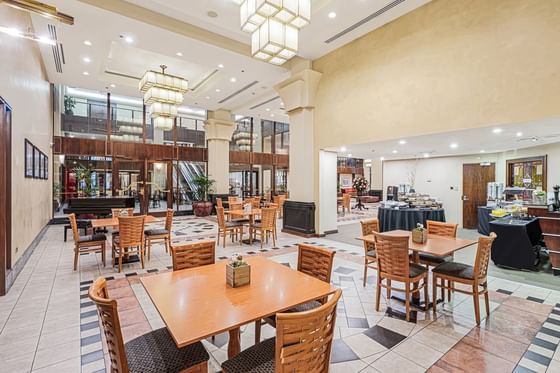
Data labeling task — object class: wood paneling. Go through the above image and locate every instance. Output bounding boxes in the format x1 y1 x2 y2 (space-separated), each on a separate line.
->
337 167 364 175
463 163 495 229
177 146 206 162
528 207 560 271
230 151 251 164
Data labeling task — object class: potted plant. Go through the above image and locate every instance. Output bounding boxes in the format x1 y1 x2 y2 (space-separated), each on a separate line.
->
192 174 215 217
53 182 62 212
73 165 94 197
412 223 428 244
64 96 76 115
226 254 250 288
353 176 369 196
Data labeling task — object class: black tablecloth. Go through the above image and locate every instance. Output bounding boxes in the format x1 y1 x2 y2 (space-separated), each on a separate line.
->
378 207 446 232
478 206 498 235
489 217 542 271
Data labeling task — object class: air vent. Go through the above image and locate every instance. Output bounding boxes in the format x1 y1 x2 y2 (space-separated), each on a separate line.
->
190 69 219 92
104 70 140 80
324 0 406 44
249 96 280 110
218 81 259 104
48 24 63 73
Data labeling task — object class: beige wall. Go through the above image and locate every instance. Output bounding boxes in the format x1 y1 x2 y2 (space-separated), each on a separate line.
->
312 0 560 150
383 142 560 226
0 7 53 263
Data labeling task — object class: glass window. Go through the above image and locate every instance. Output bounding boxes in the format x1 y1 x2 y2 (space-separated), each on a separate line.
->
231 119 253 152
275 122 289 154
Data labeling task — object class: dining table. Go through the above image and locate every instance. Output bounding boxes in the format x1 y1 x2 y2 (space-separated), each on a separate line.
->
358 230 477 308
90 214 159 228
225 209 262 244
141 256 338 358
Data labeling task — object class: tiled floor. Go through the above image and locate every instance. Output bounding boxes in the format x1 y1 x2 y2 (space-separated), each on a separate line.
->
2 216 560 372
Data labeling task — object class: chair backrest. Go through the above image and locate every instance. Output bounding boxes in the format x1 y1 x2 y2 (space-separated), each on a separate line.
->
260 207 276 230
228 196 238 206
275 289 342 373
216 198 223 208
68 213 80 242
264 192 271 203
112 208 134 218
164 208 174 231
117 216 145 248
297 244 335 283
360 219 379 251
373 232 410 278
252 196 261 209
343 193 351 208
229 202 244 211
89 277 129 373
473 232 497 281
427 220 458 238
171 240 216 271
216 206 226 228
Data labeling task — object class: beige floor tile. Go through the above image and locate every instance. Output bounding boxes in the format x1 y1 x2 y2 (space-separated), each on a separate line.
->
370 351 425 373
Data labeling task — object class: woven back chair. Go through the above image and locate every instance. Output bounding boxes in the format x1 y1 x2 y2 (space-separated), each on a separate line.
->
216 206 227 229
432 233 496 324
216 207 243 248
164 208 174 232
216 198 223 208
343 194 351 212
113 216 145 272
69 213 106 270
273 195 286 218
250 207 276 249
89 277 129 373
144 209 173 260
373 232 428 321
171 240 216 271
229 202 244 211
112 208 134 218
228 196 239 205
360 219 379 286
264 192 271 203
274 289 342 373
252 196 261 209
427 220 458 238
297 244 335 284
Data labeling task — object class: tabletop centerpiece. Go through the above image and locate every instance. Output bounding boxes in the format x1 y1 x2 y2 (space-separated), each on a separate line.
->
226 254 251 288
412 223 428 244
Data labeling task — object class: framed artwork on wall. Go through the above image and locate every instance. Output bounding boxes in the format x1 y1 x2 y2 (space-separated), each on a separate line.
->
25 139 34 178
44 154 48 180
33 147 41 179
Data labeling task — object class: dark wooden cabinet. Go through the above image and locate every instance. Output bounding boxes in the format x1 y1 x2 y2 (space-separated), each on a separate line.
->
528 206 560 275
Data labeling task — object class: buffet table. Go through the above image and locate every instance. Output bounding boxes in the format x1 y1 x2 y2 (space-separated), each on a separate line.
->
489 217 542 271
378 207 446 232
477 206 500 235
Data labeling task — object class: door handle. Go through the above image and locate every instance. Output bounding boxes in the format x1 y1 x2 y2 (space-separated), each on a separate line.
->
462 196 469 201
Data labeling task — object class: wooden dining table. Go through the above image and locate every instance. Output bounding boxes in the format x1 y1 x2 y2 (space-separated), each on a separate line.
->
358 230 477 307
90 215 159 228
225 209 262 244
141 256 338 358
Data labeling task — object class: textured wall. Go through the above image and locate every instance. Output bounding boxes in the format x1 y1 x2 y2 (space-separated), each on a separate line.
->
313 0 560 150
0 7 53 263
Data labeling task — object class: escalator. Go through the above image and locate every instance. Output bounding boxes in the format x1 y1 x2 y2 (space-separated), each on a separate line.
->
173 161 205 203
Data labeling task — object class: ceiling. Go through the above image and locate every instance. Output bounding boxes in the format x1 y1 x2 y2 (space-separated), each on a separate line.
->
330 118 560 161
26 0 430 122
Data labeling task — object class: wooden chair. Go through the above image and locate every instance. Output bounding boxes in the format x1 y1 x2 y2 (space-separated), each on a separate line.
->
171 239 216 271
69 213 106 271
373 232 429 322
252 196 261 209
255 244 336 343
343 193 351 213
112 216 145 273
264 191 271 203
273 195 286 218
110 208 134 238
223 288 342 373
88 277 209 373
249 207 276 248
432 233 497 325
216 197 223 208
216 207 244 248
419 220 459 301
144 208 173 260
360 219 379 287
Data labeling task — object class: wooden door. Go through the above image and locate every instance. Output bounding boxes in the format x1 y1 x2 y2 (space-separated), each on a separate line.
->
463 163 495 229
0 97 12 295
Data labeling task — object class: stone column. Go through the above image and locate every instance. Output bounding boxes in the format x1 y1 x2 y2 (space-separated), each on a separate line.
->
204 110 235 194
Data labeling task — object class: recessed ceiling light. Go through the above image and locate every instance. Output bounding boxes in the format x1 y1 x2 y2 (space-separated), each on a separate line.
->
176 52 183 57
492 128 503 134
124 36 134 43
347 154 352 157
265 108 271 112
340 146 347 152
83 71 89 76
516 132 523 137
328 11 337 18
218 64 224 68
270 114 275 117
215 89 221 92
380 157 385 161
230 77 237 83
398 139 407 145
480 150 486 153
110 83 116 88
83 40 92 46
83 57 91 63
423 153 430 158
392 150 398 154
450 143 458 149
205 96 210 99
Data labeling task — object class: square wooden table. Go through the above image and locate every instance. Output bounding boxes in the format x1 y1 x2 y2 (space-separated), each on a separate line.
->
225 209 262 244
141 256 338 358
91 215 159 228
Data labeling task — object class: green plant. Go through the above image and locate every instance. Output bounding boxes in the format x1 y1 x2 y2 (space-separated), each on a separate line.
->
277 184 287 193
192 174 215 202
64 96 76 115
229 254 248 268
53 182 62 199
73 165 93 196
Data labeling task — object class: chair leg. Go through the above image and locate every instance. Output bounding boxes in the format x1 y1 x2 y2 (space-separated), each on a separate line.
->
375 275 381 312
432 275 438 314
147 238 151 260
405 283 411 322
140 246 145 269
424 277 429 309
73 246 79 271
255 319 262 344
363 259 368 287
260 230 264 249
271 229 276 247
217 230 220 245
223 230 227 248
440 278 445 302
101 243 106 267
473 284 481 325
239 226 243 245
386 279 391 301
483 283 490 317
118 252 123 273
